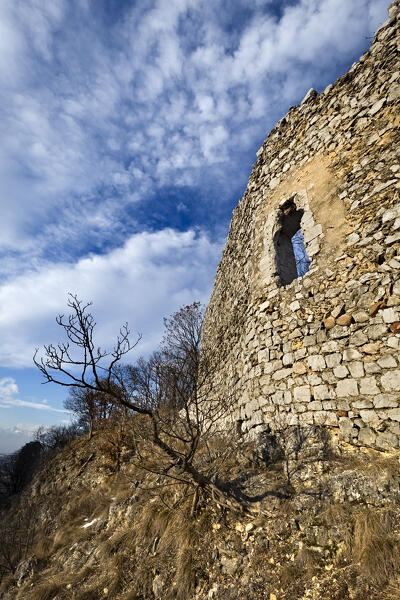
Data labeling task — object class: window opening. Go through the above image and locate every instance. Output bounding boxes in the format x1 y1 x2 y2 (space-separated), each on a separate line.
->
273 198 311 286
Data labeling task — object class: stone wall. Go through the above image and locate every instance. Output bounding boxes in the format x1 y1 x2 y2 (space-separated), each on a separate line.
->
202 0 400 450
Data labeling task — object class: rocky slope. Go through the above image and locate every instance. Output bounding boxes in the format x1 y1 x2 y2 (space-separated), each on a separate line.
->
2 426 400 599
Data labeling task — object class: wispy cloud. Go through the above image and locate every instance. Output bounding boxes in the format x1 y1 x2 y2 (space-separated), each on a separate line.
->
0 0 388 270
0 377 67 412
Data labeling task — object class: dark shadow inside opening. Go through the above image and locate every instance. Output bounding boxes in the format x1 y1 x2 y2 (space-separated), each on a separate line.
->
273 199 311 286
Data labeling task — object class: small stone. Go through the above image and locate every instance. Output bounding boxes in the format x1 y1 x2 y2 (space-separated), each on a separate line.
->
293 362 307 374
289 300 300 312
382 205 400 223
381 371 400 392
361 342 382 355
333 365 349 378
389 321 400 333
336 314 353 326
382 308 399 323
369 98 386 115
324 316 335 330
370 301 386 316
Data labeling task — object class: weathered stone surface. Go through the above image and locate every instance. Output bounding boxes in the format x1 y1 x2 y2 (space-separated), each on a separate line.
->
336 379 358 397
333 365 349 379
382 308 399 323
373 394 398 409
348 361 365 378
378 355 397 368
314 385 331 400
381 371 400 392
358 427 376 446
359 377 380 395
201 12 400 453
294 386 311 403
307 355 326 372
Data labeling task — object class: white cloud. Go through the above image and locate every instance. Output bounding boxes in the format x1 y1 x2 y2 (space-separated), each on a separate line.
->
0 0 389 264
0 228 222 367
0 377 66 412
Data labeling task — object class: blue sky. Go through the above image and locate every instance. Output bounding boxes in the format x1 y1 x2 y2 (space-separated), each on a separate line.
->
0 0 389 452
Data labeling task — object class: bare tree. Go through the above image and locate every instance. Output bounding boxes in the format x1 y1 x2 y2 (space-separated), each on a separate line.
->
34 295 243 510
64 384 120 439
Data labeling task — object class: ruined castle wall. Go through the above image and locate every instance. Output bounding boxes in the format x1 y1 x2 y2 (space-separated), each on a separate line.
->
202 1 400 450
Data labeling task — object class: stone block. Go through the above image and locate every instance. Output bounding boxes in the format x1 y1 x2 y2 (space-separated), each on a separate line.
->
364 362 381 374
304 223 322 243
348 361 365 378
307 373 321 385
382 308 399 323
373 394 398 408
272 368 292 381
294 386 311 402
309 401 323 411
358 427 377 446
343 348 362 361
314 385 331 400
333 365 349 378
293 362 307 374
350 331 369 346
322 341 340 353
361 342 382 355
326 353 342 367
375 432 399 450
381 371 400 392
330 326 350 339
336 379 358 397
359 377 380 395
367 324 388 340
352 398 374 409
359 409 379 424
282 352 294 366
307 355 326 372
388 408 400 421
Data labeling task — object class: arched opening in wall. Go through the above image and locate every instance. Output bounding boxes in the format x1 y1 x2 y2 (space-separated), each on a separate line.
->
273 198 311 286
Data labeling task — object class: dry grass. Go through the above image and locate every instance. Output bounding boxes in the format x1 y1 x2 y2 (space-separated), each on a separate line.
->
351 508 400 586
16 576 63 600
33 536 53 560
0 573 14 592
